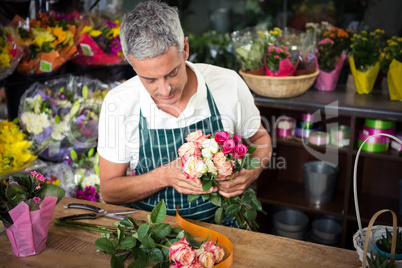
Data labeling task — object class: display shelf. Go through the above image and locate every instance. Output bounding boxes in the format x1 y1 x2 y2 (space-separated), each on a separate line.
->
253 80 402 249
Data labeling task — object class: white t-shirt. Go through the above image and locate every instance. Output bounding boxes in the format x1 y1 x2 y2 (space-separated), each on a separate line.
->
97 61 261 169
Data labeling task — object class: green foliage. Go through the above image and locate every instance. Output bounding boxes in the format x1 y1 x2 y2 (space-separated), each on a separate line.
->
380 36 402 73
376 228 402 255
367 251 395 268
92 200 185 268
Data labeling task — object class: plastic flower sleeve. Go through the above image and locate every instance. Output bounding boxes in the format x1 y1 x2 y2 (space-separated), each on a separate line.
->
231 27 265 72
0 25 23 80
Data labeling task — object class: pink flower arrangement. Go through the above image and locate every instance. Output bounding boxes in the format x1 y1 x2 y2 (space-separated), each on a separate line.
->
178 130 264 231
169 237 225 268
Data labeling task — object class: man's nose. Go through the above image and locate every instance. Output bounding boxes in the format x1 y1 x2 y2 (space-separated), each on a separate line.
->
158 80 171 96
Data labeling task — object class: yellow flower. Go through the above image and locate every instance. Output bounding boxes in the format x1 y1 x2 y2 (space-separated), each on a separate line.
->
0 52 11 67
111 27 120 38
82 25 93 33
32 27 55 47
52 27 67 46
89 30 102 38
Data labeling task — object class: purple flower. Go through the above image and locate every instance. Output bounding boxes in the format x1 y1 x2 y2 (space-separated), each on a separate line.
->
76 114 86 124
104 19 117 28
109 36 122 55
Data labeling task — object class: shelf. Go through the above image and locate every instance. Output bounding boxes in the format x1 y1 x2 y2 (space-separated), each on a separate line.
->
347 192 402 226
275 136 349 154
352 148 402 162
257 179 345 217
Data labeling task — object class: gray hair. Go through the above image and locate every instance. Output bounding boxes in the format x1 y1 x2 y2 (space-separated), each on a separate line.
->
120 1 185 61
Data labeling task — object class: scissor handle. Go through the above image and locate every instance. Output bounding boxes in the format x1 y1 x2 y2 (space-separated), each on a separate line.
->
56 213 98 221
67 203 102 212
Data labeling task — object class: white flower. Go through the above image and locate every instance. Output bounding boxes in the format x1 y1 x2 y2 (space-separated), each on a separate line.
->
81 173 100 187
26 95 43 114
21 112 50 136
51 118 69 140
201 139 219 159
196 160 208 176
205 158 218 175
55 100 72 108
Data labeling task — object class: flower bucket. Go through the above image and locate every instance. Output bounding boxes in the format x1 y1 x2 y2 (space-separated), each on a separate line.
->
387 59 402 101
349 56 380 94
315 54 346 91
3 196 57 257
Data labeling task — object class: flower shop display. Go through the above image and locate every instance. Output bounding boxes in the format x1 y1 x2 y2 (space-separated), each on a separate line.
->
0 120 37 178
0 26 23 80
63 148 101 202
18 75 110 162
56 199 232 267
349 29 385 94
72 14 125 66
178 130 263 231
0 171 66 256
14 13 79 74
380 36 402 101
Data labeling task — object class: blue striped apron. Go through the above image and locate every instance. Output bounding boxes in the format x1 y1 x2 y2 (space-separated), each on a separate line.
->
129 86 239 227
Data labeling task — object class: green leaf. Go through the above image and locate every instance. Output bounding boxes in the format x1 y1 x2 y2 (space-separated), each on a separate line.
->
39 183 66 203
141 236 155 249
187 194 199 203
82 85 88 99
70 149 78 163
150 248 164 264
54 115 60 124
151 200 166 225
88 147 94 158
241 156 260 170
128 255 150 268
119 236 137 250
95 237 115 254
202 180 213 192
215 207 223 225
153 223 171 238
69 100 81 117
131 247 147 260
210 195 222 207
110 254 124 268
245 208 257 222
247 145 257 154
225 204 241 216
201 194 210 200
117 225 124 242
251 193 262 211
241 192 252 205
94 164 100 178
137 223 150 240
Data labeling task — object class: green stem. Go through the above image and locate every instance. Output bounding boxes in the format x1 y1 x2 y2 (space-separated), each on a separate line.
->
155 243 171 250
55 221 115 234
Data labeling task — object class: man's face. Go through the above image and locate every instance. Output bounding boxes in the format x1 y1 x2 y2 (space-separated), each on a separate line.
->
129 41 189 108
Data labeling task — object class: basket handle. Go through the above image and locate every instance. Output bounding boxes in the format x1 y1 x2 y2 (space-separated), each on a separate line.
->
361 209 398 267
353 133 402 234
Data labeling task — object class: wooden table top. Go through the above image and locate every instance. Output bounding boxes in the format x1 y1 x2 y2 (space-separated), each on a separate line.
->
0 197 362 268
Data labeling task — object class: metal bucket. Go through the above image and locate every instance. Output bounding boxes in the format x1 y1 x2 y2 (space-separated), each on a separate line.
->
303 161 339 205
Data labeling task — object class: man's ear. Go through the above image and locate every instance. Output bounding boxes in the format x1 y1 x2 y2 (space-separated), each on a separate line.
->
183 36 189 61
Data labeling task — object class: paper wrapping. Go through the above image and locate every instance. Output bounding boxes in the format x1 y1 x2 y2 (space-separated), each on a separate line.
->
264 58 299 77
314 54 346 91
387 59 402 101
176 206 233 268
349 56 380 95
4 196 57 257
72 33 123 66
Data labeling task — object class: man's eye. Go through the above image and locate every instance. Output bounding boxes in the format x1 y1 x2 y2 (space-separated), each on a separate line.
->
169 68 179 77
145 79 155 84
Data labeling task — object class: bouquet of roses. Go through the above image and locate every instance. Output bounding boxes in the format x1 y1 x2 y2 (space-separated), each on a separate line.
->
14 13 79 74
63 148 101 202
178 130 263 231
0 26 23 80
73 14 125 66
0 120 37 178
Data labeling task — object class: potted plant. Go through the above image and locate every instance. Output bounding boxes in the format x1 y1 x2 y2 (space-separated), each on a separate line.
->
380 36 402 101
375 228 402 260
367 251 395 268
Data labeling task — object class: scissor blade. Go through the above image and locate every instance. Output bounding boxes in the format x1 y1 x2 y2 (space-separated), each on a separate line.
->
56 212 105 221
105 210 138 215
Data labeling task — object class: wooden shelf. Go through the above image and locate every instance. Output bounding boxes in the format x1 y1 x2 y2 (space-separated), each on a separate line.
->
257 179 345 217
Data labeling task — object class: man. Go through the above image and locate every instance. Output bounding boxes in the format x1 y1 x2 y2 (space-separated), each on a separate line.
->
97 0 272 227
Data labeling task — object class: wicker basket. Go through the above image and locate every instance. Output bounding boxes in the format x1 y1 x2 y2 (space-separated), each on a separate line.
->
239 69 319 98
353 133 402 267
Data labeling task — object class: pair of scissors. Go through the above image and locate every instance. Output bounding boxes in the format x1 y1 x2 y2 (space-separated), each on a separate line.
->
56 203 138 221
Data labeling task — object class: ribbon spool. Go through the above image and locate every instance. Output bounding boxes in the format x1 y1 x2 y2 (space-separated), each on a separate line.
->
330 125 350 148
358 130 390 152
364 119 396 130
308 131 330 146
362 125 396 136
359 130 390 144
300 112 318 123
276 116 296 137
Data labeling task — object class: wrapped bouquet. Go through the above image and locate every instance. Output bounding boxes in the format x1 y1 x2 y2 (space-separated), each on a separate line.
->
381 36 402 101
14 13 79 74
178 130 263 231
0 26 23 80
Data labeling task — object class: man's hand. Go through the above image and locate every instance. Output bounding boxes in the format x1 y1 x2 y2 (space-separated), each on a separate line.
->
216 168 260 198
161 158 217 195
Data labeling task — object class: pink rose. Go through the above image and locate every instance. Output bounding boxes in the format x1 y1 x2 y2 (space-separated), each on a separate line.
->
213 152 233 179
232 135 241 144
183 156 200 180
178 142 201 158
185 130 210 145
197 251 215 268
233 144 248 159
222 139 235 154
169 238 195 266
201 241 225 263
214 131 229 145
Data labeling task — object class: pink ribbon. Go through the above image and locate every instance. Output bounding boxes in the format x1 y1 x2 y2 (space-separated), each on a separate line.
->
359 131 390 144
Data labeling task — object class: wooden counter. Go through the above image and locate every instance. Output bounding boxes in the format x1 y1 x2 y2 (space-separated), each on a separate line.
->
0 197 362 268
